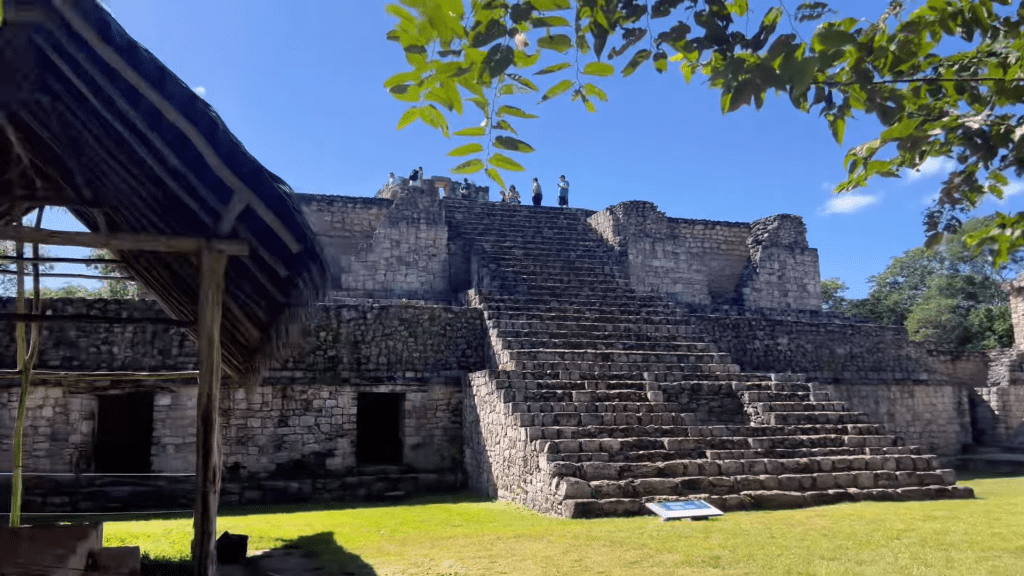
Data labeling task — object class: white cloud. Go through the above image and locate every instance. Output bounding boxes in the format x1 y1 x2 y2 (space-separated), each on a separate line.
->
904 157 956 182
1005 180 1024 197
821 193 880 214
193 86 207 99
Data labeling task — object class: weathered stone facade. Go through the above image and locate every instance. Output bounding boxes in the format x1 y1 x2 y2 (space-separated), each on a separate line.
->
3 186 1022 515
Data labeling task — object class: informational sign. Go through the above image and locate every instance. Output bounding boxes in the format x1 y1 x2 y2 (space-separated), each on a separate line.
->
645 500 724 521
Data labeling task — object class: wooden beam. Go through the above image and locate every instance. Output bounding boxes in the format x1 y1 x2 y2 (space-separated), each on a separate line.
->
192 248 227 574
0 225 249 255
0 270 131 281
0 370 199 381
0 255 121 265
0 312 191 327
52 2 305 255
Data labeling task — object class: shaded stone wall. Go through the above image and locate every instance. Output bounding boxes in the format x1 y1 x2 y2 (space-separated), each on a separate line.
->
971 349 1024 447
298 189 451 300
0 298 486 484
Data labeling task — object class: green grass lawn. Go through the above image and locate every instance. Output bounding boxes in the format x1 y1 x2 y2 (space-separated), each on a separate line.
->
103 475 1024 576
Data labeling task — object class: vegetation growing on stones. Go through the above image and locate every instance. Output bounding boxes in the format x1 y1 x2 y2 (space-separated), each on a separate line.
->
384 0 1024 259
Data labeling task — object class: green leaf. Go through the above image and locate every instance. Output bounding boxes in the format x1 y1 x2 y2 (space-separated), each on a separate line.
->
622 49 652 77
880 118 923 141
813 28 857 52
397 106 421 130
492 119 518 135
582 62 615 77
540 79 574 102
488 153 527 171
452 158 485 174
384 70 422 89
653 50 668 74
496 105 540 119
454 126 487 137
448 143 484 157
385 4 416 24
531 16 571 28
508 73 540 92
418 105 450 137
494 136 536 153
530 0 571 10
535 62 572 75
582 83 608 102
828 114 846 145
537 34 573 54
485 167 506 190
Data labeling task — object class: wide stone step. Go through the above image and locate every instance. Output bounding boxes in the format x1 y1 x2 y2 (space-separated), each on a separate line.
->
486 320 702 337
494 336 718 353
560 484 975 518
517 422 891 438
510 411 698 427
499 358 741 374
535 435 903 458
513 401 683 414
756 411 871 426
500 348 734 365
706 446 920 460
493 378 649 392
482 310 688 325
740 390 820 402
480 300 676 315
484 369 777 383
513 389 651 403
747 401 850 413
548 458 953 482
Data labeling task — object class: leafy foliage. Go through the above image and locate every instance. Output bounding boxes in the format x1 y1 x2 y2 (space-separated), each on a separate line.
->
384 0 1024 258
829 217 1019 350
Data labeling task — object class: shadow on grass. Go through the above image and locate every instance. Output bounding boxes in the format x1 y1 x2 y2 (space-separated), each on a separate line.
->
10 491 489 525
139 531 377 576
953 470 1024 482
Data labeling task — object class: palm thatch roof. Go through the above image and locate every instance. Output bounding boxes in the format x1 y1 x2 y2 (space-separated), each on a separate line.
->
0 0 329 380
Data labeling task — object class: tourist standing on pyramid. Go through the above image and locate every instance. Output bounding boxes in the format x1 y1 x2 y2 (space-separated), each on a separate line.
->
507 185 521 204
386 172 398 189
409 166 421 187
532 177 543 206
460 178 472 198
557 175 570 207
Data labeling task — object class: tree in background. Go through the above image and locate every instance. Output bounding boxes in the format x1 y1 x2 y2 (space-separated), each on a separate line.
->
824 216 1019 350
385 0 1024 261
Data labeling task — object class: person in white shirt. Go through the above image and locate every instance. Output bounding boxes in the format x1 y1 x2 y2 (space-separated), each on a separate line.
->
531 177 543 206
557 175 569 207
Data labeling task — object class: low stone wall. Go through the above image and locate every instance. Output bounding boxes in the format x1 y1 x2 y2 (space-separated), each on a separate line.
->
815 382 971 456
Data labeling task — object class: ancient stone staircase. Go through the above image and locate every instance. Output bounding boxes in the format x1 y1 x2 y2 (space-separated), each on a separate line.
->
445 199 972 518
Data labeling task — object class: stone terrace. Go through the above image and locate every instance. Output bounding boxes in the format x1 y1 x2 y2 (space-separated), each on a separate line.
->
448 198 973 518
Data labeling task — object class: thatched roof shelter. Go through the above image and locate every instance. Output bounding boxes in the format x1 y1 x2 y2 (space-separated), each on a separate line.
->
0 0 330 381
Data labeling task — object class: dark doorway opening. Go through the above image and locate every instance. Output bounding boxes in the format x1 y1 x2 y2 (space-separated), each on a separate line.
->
356 392 404 465
94 392 154 473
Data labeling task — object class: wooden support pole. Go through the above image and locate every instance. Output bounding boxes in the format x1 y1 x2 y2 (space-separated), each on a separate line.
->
193 248 227 575
0 225 249 256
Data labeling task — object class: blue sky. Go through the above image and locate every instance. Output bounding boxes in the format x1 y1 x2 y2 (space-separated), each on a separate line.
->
38 1 1024 297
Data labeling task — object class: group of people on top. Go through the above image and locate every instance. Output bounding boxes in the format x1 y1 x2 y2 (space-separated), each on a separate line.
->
500 175 570 207
386 168 570 207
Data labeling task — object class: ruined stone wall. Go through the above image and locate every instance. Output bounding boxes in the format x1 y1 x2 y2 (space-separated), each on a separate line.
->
738 215 823 310
971 348 1024 447
297 189 451 300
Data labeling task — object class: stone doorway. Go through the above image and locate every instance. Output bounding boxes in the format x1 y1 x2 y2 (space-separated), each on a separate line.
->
93 392 154 473
356 392 404 465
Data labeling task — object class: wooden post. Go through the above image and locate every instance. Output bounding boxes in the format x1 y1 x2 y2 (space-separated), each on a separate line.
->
193 248 227 575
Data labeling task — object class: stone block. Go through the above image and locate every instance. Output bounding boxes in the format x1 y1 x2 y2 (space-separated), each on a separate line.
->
557 477 593 500
745 490 807 510
580 462 619 481
562 499 603 519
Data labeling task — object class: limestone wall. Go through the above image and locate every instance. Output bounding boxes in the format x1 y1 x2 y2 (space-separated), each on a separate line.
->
297 194 391 290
